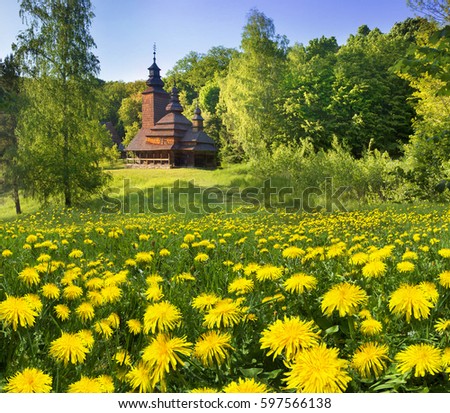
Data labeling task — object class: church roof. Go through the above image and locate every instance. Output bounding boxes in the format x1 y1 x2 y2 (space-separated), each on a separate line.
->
125 128 152 151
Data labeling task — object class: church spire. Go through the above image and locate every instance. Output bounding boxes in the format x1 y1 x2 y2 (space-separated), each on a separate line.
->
146 43 164 90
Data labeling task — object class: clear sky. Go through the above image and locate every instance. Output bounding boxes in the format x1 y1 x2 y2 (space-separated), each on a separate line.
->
0 0 417 82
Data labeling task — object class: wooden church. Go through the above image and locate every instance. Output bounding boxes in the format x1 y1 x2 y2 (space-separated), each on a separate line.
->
125 53 218 168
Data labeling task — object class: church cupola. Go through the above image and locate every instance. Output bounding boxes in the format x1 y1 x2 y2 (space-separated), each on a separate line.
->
146 46 165 91
192 105 204 132
165 87 184 113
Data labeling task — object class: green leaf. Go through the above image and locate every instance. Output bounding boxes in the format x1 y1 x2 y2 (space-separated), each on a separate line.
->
239 367 263 378
262 369 283 380
325 325 340 335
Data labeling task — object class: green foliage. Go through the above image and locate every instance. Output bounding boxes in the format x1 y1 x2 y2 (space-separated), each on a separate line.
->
13 0 114 207
251 138 408 204
117 85 144 147
0 54 22 214
393 22 450 197
327 23 421 156
220 9 288 160
280 38 338 149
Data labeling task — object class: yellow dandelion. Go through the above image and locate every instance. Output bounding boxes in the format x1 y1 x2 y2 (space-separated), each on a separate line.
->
4 368 52 393
402 251 418 261
362 260 386 278
126 362 153 392
321 282 368 317
282 246 305 259
67 376 102 393
419 281 439 304
255 265 284 281
243 262 260 275
144 284 164 301
49 332 90 365
41 283 60 299
369 245 394 260
94 320 114 339
326 242 346 258
54 304 71 321
75 302 95 323
194 252 209 262
142 333 192 391
123 258 136 267
389 283 434 323
107 312 120 328
203 298 243 329
223 377 269 393
2 249 13 257
146 274 164 285
114 350 132 366
68 249 83 259
439 271 450 288
352 342 389 379
192 293 220 311
395 343 442 377
24 294 42 313
143 301 182 334
135 251 154 265
228 277 254 295
87 290 104 306
26 234 38 244
77 329 95 350
284 273 318 294
171 272 196 283
284 344 351 393
96 375 115 393
194 331 233 367
18 267 40 286
438 248 450 258
127 319 142 335
260 316 320 360
184 233 195 243
350 252 369 265
233 263 244 272
434 318 450 333
100 285 122 303
0 295 37 330
159 248 171 257
358 309 372 319
36 253 51 263
360 318 383 336
63 285 83 300
85 277 104 290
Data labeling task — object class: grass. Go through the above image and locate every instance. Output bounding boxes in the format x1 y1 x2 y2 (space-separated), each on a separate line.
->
1 161 449 220
0 163 254 220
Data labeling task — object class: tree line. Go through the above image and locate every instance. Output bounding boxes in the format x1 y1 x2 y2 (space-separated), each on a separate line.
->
1 0 449 213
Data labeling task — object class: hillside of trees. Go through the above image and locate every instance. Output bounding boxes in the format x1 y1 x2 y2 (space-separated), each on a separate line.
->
1 0 450 212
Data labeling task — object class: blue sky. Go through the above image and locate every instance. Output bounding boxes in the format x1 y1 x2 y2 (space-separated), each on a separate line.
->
1 0 417 82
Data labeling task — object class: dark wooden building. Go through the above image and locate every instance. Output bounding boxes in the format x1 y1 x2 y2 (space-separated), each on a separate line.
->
125 54 218 168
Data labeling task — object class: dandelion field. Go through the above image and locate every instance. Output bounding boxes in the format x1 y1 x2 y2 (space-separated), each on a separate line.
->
1 206 450 393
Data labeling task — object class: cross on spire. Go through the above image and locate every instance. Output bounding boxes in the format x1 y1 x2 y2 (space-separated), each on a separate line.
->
153 43 156 63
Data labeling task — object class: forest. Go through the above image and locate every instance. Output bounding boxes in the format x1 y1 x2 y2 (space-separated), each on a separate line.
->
1 1 449 211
